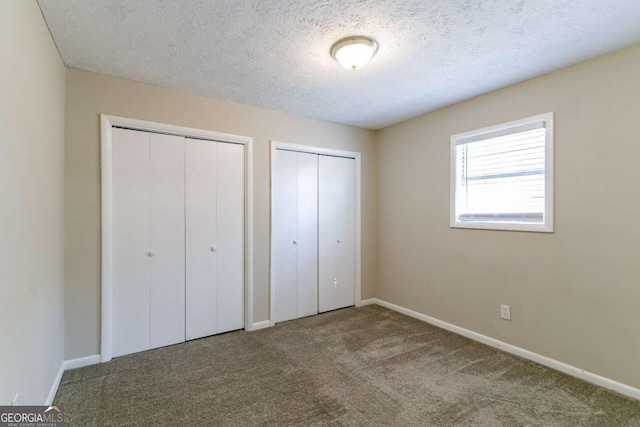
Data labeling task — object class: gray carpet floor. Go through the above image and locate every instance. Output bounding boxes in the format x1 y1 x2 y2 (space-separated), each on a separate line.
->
55 305 640 426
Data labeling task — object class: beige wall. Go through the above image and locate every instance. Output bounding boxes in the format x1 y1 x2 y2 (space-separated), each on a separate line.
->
376 44 640 388
64 69 377 359
0 2 66 404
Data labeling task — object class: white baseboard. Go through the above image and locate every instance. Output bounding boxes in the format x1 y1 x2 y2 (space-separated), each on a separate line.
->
46 355 101 405
45 364 64 406
372 298 640 401
359 298 376 306
250 320 272 331
63 354 101 371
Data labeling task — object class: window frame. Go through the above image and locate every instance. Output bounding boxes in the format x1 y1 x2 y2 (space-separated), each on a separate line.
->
450 112 554 233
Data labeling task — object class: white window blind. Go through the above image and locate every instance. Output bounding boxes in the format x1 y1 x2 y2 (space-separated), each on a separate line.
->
451 113 553 232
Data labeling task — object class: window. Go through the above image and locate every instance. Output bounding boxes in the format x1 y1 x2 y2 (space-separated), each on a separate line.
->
450 113 554 232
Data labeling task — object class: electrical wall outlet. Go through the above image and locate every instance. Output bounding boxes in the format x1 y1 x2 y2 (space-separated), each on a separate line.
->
500 304 511 321
11 393 19 406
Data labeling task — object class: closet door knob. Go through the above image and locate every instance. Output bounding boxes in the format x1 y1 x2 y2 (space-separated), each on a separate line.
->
147 251 155 257
209 246 217 252
337 240 341 244
293 241 297 245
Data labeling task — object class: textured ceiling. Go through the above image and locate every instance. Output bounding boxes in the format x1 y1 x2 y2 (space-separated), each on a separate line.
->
38 0 640 130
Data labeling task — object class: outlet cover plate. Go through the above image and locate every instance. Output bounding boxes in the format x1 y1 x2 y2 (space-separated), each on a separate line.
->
500 304 511 320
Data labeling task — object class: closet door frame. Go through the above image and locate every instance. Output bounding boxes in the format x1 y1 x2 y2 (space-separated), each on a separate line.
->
269 140 362 326
101 114 254 362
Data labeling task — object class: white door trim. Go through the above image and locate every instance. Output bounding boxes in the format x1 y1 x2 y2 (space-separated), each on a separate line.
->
269 141 362 326
101 114 254 362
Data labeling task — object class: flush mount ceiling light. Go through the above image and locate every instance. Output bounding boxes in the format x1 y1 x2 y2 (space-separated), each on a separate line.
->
330 36 379 71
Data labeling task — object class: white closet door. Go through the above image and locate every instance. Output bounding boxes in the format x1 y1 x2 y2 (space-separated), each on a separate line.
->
273 150 299 323
273 150 319 322
216 142 245 333
318 155 355 313
318 155 339 313
185 140 218 340
336 157 356 308
111 128 246 356
112 128 151 357
296 153 318 318
149 133 186 349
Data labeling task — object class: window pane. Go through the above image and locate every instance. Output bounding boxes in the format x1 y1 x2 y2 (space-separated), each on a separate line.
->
455 128 546 223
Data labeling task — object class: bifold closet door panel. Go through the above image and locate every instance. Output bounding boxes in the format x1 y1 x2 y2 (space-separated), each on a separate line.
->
112 128 151 357
216 142 245 333
273 150 319 322
318 155 355 313
336 157 356 309
273 150 299 323
149 134 186 349
186 140 218 340
296 153 319 318
318 155 339 313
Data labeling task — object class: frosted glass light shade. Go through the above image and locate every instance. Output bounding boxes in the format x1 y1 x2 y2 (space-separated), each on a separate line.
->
330 36 379 71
